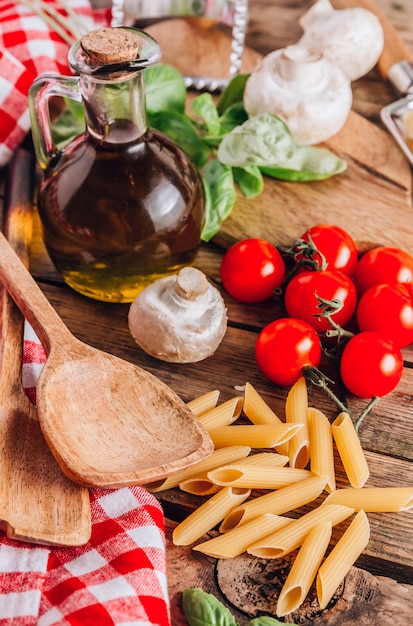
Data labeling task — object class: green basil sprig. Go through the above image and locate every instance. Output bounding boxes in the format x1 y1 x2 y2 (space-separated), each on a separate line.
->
182 588 295 626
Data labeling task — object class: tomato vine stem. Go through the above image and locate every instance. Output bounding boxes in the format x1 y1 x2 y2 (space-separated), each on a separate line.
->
302 365 349 415
353 396 381 433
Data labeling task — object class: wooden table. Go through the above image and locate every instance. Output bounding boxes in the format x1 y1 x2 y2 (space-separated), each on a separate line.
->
1 0 413 624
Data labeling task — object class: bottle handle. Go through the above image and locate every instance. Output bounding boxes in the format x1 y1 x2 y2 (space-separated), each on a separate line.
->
28 74 82 170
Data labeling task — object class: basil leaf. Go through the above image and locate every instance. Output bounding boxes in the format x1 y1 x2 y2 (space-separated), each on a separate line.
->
201 160 237 242
248 618 295 626
202 103 248 149
260 146 347 181
233 165 264 198
192 93 221 136
218 113 295 167
149 111 209 168
182 589 237 626
219 102 249 135
217 73 250 114
145 63 186 114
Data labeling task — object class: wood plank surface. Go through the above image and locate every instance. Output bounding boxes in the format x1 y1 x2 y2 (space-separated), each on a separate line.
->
1 0 412 623
24 199 413 624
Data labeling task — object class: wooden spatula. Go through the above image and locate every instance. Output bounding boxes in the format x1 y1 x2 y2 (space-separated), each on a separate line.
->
0 147 91 546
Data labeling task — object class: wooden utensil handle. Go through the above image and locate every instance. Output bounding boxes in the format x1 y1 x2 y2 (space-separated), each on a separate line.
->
4 146 34 267
330 0 413 78
1 147 35 380
0 198 73 355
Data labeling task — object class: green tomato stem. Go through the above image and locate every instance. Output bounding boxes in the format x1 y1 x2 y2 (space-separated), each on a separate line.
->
302 366 349 415
353 396 381 434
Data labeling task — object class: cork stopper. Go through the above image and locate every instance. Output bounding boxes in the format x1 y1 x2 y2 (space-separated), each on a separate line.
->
81 28 140 66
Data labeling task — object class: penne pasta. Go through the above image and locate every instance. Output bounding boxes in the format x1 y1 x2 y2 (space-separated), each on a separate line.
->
247 504 354 559
316 510 370 609
179 476 221 496
209 423 303 448
194 513 292 559
198 396 243 431
219 475 327 532
172 487 251 546
187 390 220 417
285 377 310 469
208 465 312 489
276 522 332 617
323 487 413 512
179 453 288 495
145 446 251 492
237 452 290 467
243 382 284 425
308 407 336 493
332 412 370 488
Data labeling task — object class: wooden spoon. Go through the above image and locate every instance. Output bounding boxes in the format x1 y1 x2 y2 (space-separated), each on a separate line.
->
0 202 213 489
0 147 91 545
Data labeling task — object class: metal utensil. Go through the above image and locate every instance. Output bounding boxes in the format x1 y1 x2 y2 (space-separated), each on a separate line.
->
111 0 249 91
0 146 91 545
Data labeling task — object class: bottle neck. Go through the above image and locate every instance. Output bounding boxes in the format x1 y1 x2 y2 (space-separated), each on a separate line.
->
80 70 148 144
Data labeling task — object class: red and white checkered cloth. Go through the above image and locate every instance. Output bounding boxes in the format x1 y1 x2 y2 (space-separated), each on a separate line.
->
0 323 171 625
0 0 109 168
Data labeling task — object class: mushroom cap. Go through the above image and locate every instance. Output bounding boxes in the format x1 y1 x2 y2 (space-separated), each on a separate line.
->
128 268 228 363
244 47 352 145
298 0 384 81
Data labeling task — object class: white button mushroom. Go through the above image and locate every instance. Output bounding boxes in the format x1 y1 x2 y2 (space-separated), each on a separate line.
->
128 267 228 363
298 0 384 82
244 44 353 145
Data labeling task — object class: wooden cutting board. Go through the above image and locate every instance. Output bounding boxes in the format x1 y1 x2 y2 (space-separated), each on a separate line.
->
147 19 413 253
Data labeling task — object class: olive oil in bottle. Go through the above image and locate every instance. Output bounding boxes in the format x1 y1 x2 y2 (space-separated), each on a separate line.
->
29 27 205 302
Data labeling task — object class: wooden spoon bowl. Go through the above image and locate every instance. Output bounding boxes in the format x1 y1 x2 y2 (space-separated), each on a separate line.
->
37 341 213 486
0 229 213 488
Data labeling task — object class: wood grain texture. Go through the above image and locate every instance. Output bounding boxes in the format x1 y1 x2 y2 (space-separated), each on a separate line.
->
31 277 413 577
2 0 412 618
0 149 91 546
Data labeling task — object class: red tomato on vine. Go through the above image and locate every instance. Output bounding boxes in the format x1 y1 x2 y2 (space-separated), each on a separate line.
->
255 318 322 387
297 224 358 276
220 238 285 303
354 247 413 295
356 283 413 348
284 270 357 333
340 331 403 398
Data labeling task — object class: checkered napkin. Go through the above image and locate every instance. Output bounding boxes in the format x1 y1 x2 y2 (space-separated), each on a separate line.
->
0 323 171 626
0 0 108 168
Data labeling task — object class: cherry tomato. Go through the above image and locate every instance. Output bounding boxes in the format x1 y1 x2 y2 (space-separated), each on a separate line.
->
353 246 413 296
356 283 413 348
220 238 285 303
255 318 322 387
284 270 357 333
298 224 358 277
340 331 403 398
